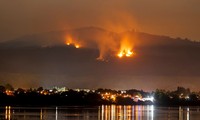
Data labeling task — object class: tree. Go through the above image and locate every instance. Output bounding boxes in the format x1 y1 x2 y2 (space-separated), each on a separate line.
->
37 87 43 92
0 86 5 93
5 84 14 91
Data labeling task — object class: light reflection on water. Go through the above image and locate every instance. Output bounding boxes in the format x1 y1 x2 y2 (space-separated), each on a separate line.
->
100 105 154 120
1 105 200 120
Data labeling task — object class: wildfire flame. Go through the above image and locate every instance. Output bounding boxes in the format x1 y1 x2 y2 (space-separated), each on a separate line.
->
66 42 71 46
117 37 135 58
65 35 81 49
65 36 73 45
75 44 80 48
117 49 134 58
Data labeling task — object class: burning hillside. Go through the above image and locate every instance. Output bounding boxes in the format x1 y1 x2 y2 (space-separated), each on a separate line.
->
64 29 136 60
0 26 198 62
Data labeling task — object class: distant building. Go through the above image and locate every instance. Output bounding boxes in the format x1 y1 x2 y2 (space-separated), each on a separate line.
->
53 87 68 92
74 89 94 93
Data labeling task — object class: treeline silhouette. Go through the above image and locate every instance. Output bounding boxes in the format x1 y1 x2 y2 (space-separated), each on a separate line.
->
154 87 200 106
0 84 200 106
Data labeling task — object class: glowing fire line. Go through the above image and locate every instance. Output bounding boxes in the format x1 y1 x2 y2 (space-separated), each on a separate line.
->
117 49 134 58
65 36 81 49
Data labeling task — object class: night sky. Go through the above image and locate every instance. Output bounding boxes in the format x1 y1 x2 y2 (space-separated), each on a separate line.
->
0 0 200 91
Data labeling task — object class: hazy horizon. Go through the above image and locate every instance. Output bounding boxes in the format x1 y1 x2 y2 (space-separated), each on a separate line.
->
0 0 200 42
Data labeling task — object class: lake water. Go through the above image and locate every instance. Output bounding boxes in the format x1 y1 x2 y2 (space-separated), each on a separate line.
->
0 105 200 120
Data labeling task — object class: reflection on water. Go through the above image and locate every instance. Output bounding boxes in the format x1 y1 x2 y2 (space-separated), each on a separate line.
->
5 106 11 120
1 105 200 120
100 105 154 120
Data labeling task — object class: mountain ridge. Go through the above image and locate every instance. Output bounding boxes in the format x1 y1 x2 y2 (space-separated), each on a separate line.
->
0 26 199 49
